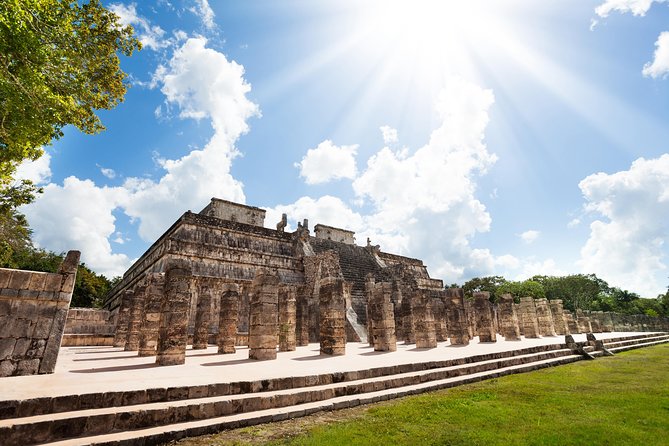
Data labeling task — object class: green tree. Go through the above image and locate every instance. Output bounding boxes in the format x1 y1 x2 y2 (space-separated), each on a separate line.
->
462 275 508 302
532 274 609 311
0 0 141 206
496 279 545 302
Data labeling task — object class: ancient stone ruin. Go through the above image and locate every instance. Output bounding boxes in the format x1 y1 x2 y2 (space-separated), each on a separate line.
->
0 251 80 377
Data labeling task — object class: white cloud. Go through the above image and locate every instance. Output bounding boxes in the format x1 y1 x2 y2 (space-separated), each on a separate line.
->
14 152 52 185
567 218 581 228
22 36 259 275
189 0 215 29
296 140 358 184
98 166 117 179
643 31 669 78
516 258 567 280
109 3 169 51
265 196 364 234
520 230 540 244
578 154 669 296
594 0 664 17
21 176 131 278
380 125 399 145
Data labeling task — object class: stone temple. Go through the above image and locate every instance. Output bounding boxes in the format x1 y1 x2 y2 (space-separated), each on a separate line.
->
103 197 446 355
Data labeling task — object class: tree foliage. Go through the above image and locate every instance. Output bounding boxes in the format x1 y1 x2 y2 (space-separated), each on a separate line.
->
496 280 546 302
0 0 141 205
531 274 609 311
462 275 508 302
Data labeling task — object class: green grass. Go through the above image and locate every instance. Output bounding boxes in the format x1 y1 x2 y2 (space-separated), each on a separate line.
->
173 344 669 446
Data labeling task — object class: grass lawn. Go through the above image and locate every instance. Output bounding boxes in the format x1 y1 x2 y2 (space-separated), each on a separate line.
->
170 343 669 446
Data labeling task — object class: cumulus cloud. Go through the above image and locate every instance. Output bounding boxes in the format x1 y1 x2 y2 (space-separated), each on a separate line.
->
22 175 131 278
594 0 665 17
14 152 52 185
516 258 566 280
109 3 169 51
189 0 215 29
22 36 259 276
380 125 399 145
296 140 358 184
643 31 669 78
98 165 117 179
520 230 540 244
578 154 669 296
265 196 365 234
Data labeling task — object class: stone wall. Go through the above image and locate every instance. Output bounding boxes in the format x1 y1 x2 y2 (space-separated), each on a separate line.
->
0 251 80 377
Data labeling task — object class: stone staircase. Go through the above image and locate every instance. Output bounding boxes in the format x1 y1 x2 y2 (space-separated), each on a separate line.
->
0 332 667 446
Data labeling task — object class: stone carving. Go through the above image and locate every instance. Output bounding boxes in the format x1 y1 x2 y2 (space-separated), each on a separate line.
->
276 213 287 232
413 291 437 349
473 292 497 343
534 298 556 337
318 276 346 355
498 294 521 341
0 250 80 377
124 281 147 351
278 285 297 352
549 299 569 336
192 285 212 350
138 273 164 357
518 297 540 339
248 272 279 360
217 283 240 354
445 288 470 346
113 289 133 348
366 279 397 352
156 260 192 366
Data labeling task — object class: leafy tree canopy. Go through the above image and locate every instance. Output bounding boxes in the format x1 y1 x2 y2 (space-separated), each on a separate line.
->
0 0 141 204
496 279 546 302
462 275 508 302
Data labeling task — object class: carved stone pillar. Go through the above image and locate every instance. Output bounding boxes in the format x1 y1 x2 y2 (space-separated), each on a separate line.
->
112 289 133 348
534 298 556 337
367 280 397 352
565 311 579 334
319 277 346 355
549 300 569 335
192 285 212 350
124 282 147 351
295 285 310 346
248 272 279 360
413 292 437 349
473 292 497 342
217 283 239 354
498 294 521 341
518 297 540 338
279 284 297 352
138 273 164 357
445 288 469 346
156 260 192 366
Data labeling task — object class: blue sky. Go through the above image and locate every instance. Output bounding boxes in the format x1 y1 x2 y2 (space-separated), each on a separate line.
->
15 0 669 297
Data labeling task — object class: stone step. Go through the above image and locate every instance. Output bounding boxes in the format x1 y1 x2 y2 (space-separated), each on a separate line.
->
39 352 589 446
602 334 669 350
0 347 576 445
607 338 669 354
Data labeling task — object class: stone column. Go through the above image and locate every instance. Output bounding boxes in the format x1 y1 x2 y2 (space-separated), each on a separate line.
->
515 303 524 336
319 277 346 355
549 299 569 335
473 292 497 342
156 260 192 366
112 290 133 348
368 281 397 352
576 310 592 333
534 298 556 337
398 294 415 344
192 285 212 350
498 293 521 341
565 311 579 334
217 283 239 354
432 297 448 342
278 285 297 352
445 288 470 346
248 272 279 360
518 297 540 338
601 312 614 332
589 312 603 333
464 299 475 339
138 273 164 357
295 285 310 346
124 282 147 351
413 292 437 349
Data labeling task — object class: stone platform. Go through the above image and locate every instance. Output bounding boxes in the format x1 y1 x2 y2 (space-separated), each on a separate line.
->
0 332 667 446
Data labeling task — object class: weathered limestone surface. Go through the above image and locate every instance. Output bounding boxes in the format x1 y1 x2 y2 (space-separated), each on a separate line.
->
278 285 297 352
124 282 147 351
156 261 192 366
576 311 593 333
600 312 614 332
319 277 346 355
113 290 133 348
445 288 469 346
367 280 397 352
138 273 164 357
413 292 437 349
65 308 115 335
498 294 521 341
295 285 309 347
519 297 540 338
192 285 212 350
565 311 579 334
549 300 569 336
248 272 279 360
217 284 239 354
473 292 497 343
397 293 415 344
534 298 556 337
0 250 80 377
431 295 448 343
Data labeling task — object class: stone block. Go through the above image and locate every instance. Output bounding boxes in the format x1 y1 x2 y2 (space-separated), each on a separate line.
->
0 359 16 377
16 359 40 375
9 271 32 290
28 273 47 292
0 338 16 359
43 274 62 293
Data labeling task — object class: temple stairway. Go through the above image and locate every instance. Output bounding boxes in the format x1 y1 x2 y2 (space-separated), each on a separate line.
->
0 332 667 446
